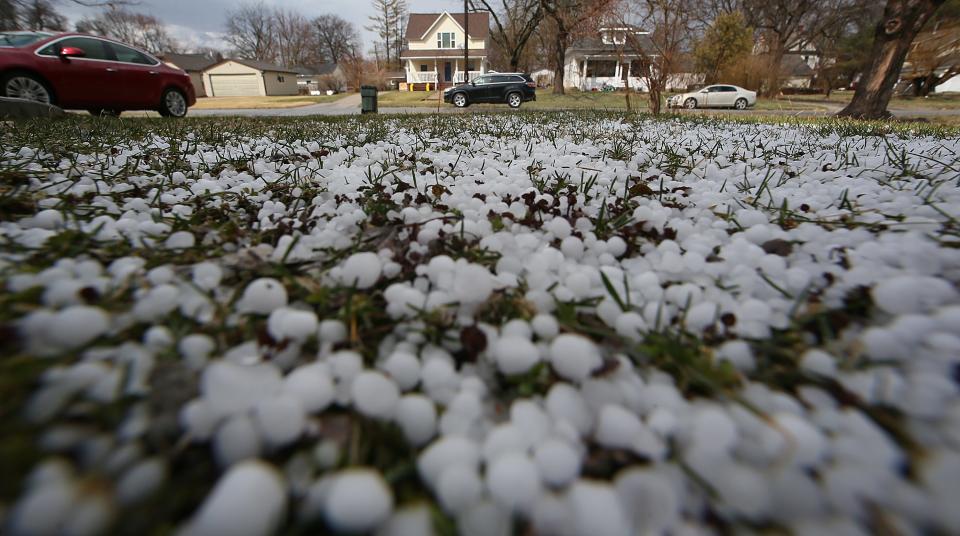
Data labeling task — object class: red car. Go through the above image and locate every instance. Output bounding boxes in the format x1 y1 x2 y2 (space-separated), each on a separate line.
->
1 31 195 117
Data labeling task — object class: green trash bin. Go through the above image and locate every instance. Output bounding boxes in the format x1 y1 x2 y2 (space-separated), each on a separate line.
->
360 86 378 114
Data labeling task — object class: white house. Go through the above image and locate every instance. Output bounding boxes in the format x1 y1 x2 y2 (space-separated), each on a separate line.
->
563 27 656 91
202 59 299 97
400 12 490 89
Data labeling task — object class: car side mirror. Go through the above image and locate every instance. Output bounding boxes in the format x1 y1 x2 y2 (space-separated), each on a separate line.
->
59 47 86 59
471 81 476 86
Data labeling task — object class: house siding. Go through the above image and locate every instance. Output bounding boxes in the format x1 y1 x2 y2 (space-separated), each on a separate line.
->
202 61 299 97
263 71 299 96
408 15 485 51
203 61 266 97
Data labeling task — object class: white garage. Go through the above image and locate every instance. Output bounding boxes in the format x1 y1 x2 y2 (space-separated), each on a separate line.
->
201 59 300 97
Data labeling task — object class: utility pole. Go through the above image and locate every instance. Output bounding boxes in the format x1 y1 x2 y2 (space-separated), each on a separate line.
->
464 0 469 84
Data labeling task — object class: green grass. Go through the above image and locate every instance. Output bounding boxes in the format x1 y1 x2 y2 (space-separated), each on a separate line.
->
780 91 960 110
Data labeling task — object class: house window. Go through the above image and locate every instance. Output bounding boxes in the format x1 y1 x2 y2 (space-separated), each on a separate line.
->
586 60 617 77
437 32 456 49
278 75 285 82
420 64 428 72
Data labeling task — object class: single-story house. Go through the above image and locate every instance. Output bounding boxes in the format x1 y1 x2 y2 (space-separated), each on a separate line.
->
161 53 219 98
781 55 815 89
201 59 299 97
564 27 655 91
401 12 491 90
293 64 346 94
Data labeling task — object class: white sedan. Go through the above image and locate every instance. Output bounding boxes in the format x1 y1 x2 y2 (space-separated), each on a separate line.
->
668 85 757 110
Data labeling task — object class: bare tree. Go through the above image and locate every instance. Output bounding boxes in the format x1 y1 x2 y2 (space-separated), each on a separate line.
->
18 0 66 30
224 1 277 62
76 8 179 54
469 0 543 72
540 0 615 94
314 14 360 63
901 20 960 95
366 0 407 69
839 0 947 118
273 8 319 67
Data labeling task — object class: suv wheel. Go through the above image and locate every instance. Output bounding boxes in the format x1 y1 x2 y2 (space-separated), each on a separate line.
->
159 88 188 118
507 92 522 109
453 93 467 108
684 98 697 109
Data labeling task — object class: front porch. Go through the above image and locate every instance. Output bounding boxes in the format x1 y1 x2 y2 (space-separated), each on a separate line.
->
405 57 486 90
565 55 649 91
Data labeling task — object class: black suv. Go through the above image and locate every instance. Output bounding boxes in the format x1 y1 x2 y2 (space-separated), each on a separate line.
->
444 73 536 108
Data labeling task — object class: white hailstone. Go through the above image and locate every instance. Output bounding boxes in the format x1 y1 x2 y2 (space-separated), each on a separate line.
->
319 320 348 344
510 401 552 447
482 424 528 462
437 464 484 514
395 394 437 446
595 405 664 459
325 469 394 533
380 352 421 390
214 414 262 467
179 334 216 369
709 463 770 519
283 364 335 412
549 334 602 383
565 273 592 298
614 312 647 342
566 481 632 536
547 217 572 239
800 350 837 377
453 263 495 304
165 231 196 249
872 275 958 315
606 237 627 258
457 500 512 536
254 395 306 448
545 383 593 436
418 436 481 488
561 236 585 259
486 452 542 513
9 480 77 535
494 336 541 375
531 314 559 340
689 405 738 454
63 494 114 536
267 307 318 342
684 302 718 331
48 306 109 349
147 266 176 285
376 505 434 536
534 439 581 487
115 458 166 505
352 371 401 420
202 361 282 419
715 340 755 372
179 461 286 536
614 468 680 534
421 358 459 404
133 285 180 321
181 399 218 441
340 252 383 289
192 262 222 291
236 278 288 315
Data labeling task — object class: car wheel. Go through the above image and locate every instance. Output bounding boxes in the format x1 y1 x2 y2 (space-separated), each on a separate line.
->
684 98 697 109
507 92 522 109
89 109 121 118
453 93 467 108
734 98 748 110
159 88 188 118
3 72 53 104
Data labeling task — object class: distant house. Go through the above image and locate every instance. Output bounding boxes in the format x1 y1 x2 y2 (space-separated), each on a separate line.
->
201 59 299 97
564 26 654 91
780 55 815 89
161 53 218 98
293 64 346 94
401 12 490 90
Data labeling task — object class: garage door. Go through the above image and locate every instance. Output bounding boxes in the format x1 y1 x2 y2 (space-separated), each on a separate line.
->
210 74 262 97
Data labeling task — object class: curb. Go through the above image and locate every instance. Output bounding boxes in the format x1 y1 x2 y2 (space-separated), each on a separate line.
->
0 97 65 119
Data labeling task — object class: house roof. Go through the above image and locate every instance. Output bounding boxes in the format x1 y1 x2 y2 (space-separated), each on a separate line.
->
292 63 339 76
568 33 655 55
162 53 218 72
780 55 814 77
205 59 299 74
405 12 489 41
400 49 488 59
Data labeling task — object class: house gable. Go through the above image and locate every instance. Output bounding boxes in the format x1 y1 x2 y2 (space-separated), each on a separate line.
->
405 12 489 51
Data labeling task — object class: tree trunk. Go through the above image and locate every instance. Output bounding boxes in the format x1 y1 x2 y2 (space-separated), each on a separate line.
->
838 0 945 119
552 29 567 95
762 41 785 98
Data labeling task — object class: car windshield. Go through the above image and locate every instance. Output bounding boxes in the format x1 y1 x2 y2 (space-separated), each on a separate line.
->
0 32 52 48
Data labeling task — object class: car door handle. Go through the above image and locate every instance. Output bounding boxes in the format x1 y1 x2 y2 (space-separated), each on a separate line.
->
148 71 159 75
105 68 118 73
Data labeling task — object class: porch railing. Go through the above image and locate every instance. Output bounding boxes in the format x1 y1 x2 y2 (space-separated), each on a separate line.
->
453 70 483 83
407 70 438 83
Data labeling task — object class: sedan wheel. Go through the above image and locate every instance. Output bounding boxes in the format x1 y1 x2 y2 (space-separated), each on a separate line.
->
734 98 748 110
453 93 467 108
684 98 697 109
159 89 188 118
4 75 51 104
507 93 522 109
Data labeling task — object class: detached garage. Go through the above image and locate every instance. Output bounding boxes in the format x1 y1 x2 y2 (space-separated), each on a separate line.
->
202 59 299 97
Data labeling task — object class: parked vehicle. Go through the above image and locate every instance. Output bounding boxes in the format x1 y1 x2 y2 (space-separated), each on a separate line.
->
668 85 757 110
444 73 536 109
0 31 196 117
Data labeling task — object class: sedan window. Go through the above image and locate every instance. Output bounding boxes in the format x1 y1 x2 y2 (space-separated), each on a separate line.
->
37 37 112 60
721 86 738 92
109 43 157 65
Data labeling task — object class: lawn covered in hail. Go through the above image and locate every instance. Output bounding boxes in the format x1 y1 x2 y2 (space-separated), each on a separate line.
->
1 112 959 536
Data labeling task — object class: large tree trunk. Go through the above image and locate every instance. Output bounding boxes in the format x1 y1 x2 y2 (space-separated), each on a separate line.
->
552 29 567 95
838 0 945 119
762 40 785 98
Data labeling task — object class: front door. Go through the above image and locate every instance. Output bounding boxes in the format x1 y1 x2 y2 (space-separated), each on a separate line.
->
444 62 452 83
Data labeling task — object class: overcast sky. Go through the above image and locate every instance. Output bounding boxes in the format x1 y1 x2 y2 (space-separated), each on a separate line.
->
58 0 463 51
